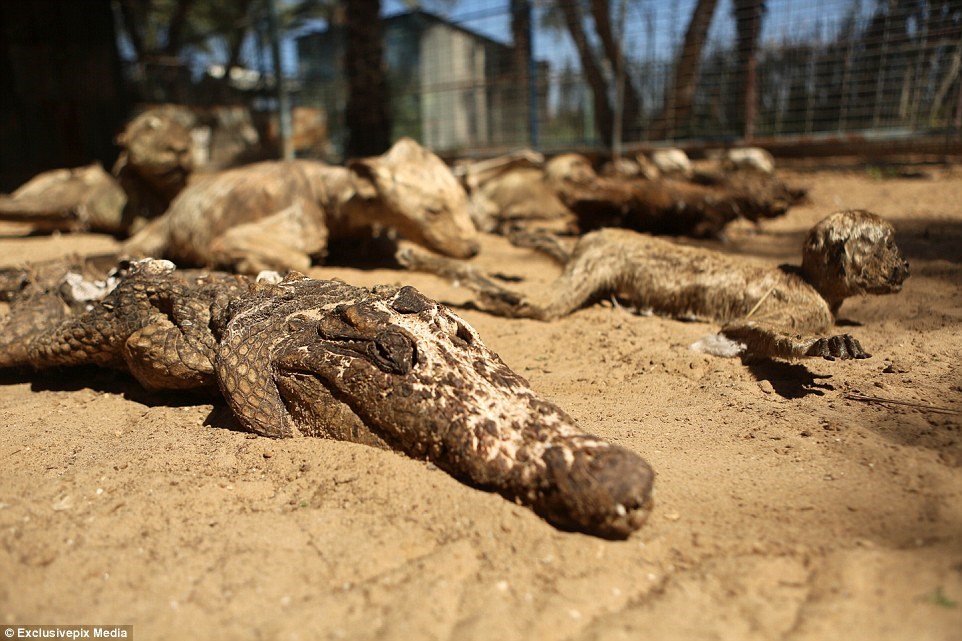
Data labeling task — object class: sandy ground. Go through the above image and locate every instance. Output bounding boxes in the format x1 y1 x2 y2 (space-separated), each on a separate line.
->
0 164 960 640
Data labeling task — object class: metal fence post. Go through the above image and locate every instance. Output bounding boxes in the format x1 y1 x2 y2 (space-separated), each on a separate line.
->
267 0 294 160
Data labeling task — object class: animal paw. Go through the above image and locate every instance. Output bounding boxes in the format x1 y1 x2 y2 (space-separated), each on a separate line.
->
805 334 870 360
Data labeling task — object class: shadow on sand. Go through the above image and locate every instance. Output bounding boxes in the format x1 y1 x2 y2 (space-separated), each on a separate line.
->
744 358 836 399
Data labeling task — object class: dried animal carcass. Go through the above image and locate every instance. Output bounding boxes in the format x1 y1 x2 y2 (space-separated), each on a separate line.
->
545 153 747 238
0 109 194 235
0 164 127 233
123 137 480 274
399 210 909 362
456 150 578 236
0 258 654 538
112 108 196 233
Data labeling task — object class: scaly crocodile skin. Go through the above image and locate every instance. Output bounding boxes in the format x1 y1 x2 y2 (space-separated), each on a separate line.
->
1 259 654 538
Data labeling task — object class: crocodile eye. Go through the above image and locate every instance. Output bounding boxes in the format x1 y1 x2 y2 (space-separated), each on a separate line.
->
370 330 416 374
286 314 315 332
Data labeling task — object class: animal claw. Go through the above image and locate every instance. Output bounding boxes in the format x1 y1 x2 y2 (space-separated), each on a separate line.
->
805 333 869 360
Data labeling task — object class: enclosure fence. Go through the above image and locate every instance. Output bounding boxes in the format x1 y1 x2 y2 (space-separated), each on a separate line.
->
123 0 962 160
371 0 962 156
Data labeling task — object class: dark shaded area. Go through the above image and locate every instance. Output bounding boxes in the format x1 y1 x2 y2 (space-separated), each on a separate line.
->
343 0 392 158
744 358 836 398
833 318 865 328
855 399 962 468
889 217 962 266
0 365 214 408
0 0 130 191
324 235 405 270
203 403 247 434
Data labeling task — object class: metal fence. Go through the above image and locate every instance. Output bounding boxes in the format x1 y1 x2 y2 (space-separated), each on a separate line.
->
121 0 962 160
366 0 962 155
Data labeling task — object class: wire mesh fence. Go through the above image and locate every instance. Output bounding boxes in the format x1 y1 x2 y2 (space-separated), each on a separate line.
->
118 0 962 160
364 0 962 155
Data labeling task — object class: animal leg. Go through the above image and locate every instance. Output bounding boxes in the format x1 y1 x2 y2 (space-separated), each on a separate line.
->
122 214 172 259
397 239 616 321
2 258 237 389
0 290 71 368
121 291 222 390
505 229 572 264
395 245 538 317
721 321 871 360
215 343 297 438
803 334 870 360
209 198 328 274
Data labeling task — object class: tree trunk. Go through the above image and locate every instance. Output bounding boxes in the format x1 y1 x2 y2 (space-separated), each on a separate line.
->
117 0 146 62
162 0 196 56
732 0 764 140
930 42 962 124
226 0 256 72
343 0 392 158
559 0 614 144
654 0 719 139
510 0 532 144
589 0 643 140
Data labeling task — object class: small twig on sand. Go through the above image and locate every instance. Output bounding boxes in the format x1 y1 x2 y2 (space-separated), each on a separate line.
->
844 391 961 415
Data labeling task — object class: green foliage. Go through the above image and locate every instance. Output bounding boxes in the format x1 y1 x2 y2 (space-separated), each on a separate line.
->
920 586 958 609
118 0 337 63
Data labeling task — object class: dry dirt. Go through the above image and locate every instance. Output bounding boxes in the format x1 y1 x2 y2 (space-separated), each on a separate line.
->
1 165 960 641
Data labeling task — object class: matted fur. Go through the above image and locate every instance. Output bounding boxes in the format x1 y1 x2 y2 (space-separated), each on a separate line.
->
399 210 909 361
123 138 479 274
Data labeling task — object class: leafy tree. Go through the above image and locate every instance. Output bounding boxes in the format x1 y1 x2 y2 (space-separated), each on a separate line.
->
116 0 336 72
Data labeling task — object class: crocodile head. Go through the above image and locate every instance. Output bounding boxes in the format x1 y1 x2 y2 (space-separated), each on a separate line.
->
215 274 653 538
